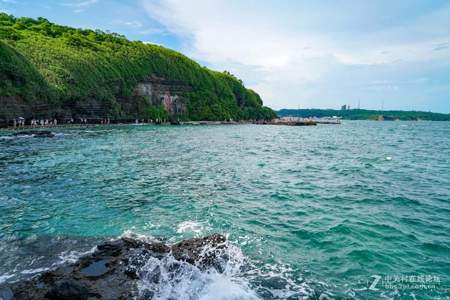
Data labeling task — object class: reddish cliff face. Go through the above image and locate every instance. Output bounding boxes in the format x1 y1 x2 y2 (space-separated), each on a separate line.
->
134 76 191 115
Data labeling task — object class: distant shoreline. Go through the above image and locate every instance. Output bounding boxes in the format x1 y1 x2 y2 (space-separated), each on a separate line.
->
277 108 450 121
0 120 256 131
2 118 448 132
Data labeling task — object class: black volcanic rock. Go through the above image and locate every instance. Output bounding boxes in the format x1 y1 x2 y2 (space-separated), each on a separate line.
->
45 279 89 300
12 131 55 138
172 233 227 269
79 260 109 278
2 234 227 300
0 287 15 300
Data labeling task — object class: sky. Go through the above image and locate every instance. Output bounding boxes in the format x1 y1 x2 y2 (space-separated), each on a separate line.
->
1 0 450 112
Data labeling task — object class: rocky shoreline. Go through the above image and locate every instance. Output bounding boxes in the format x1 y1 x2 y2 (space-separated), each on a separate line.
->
0 121 252 131
0 234 227 300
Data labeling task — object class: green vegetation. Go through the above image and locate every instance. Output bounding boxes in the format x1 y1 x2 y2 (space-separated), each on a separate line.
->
277 109 450 121
144 104 168 122
0 14 276 122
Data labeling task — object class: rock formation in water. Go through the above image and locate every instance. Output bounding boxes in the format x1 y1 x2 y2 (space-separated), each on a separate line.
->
0 234 226 300
12 131 55 138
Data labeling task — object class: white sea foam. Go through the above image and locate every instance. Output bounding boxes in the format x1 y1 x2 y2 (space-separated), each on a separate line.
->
137 239 260 300
16 134 35 138
120 230 315 299
176 221 206 235
57 246 97 265
53 132 72 137
1 232 311 299
20 267 50 275
198 273 260 300
0 273 14 284
120 230 161 244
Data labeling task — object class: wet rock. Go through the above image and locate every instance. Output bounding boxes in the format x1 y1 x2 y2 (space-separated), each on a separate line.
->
123 248 153 279
45 280 89 300
5 234 226 300
144 242 170 254
172 233 226 269
0 287 15 300
95 240 123 257
79 260 109 278
12 131 55 138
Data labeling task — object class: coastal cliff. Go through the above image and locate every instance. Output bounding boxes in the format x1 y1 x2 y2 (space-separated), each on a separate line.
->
0 14 276 125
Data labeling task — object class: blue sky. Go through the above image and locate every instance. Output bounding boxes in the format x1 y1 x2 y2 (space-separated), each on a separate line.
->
1 0 450 112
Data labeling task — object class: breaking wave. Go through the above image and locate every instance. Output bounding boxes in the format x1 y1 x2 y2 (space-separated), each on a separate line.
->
176 221 207 236
137 240 259 299
0 232 320 299
123 232 313 300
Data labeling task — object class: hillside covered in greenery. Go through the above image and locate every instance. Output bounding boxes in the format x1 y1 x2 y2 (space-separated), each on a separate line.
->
277 109 450 121
0 14 275 123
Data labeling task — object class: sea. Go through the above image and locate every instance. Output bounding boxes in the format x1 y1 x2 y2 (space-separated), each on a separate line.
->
0 121 449 299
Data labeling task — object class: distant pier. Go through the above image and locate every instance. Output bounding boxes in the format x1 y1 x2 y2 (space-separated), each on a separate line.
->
270 118 317 126
268 117 341 126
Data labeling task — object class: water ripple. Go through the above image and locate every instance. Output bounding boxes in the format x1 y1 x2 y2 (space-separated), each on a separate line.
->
0 121 449 298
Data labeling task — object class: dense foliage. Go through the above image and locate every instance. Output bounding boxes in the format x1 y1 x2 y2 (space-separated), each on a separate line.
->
277 109 450 121
0 14 276 121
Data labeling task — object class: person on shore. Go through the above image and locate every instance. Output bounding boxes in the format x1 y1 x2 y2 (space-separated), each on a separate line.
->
54 119 57 126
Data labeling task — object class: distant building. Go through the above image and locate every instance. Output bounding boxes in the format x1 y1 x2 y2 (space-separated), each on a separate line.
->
341 104 347 110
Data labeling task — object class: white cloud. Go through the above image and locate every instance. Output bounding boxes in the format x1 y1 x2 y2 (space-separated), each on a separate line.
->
111 20 144 29
62 0 99 7
138 27 168 35
62 0 99 13
142 0 450 110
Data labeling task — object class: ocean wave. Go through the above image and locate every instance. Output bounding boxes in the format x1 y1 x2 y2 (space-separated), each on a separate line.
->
57 247 98 265
137 239 260 300
20 267 50 275
177 221 207 235
53 132 72 137
0 273 14 284
2 232 297 299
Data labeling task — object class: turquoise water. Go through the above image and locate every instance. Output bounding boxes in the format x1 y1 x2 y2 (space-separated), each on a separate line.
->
0 121 449 299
